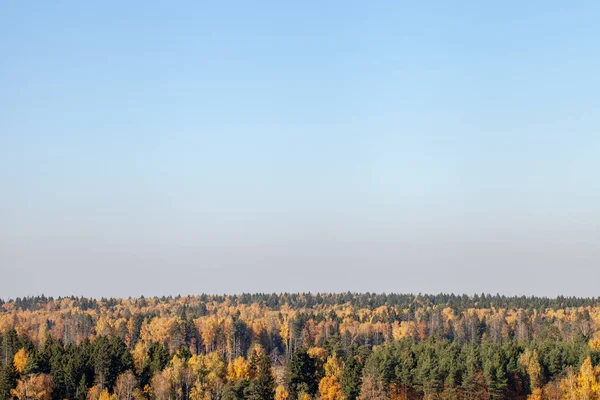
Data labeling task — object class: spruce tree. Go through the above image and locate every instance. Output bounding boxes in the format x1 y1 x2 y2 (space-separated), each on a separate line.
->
289 348 317 399
247 353 275 400
341 355 362 400
76 374 88 400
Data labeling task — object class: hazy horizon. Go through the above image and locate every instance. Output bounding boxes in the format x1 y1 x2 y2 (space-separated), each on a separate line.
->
2 2 599 299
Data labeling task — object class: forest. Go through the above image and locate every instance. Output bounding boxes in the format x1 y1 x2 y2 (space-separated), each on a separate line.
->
1 293 600 400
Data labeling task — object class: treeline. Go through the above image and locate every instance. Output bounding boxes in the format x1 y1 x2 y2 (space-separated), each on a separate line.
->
2 293 600 399
6 293 600 313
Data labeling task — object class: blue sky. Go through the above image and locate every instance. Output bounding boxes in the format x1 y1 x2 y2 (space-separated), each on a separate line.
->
1 1 599 298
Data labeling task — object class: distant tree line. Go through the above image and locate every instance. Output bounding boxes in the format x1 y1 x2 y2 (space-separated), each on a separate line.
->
1 293 600 399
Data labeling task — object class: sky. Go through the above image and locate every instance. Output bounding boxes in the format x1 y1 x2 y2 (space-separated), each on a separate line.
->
1 1 599 299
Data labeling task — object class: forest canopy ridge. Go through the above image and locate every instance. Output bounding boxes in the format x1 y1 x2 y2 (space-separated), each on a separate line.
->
2 292 600 312
3 291 600 399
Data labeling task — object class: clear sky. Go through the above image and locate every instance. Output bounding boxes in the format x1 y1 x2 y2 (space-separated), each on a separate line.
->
1 1 599 299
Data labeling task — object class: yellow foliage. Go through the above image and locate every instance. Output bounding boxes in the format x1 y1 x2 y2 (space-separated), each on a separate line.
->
88 385 102 400
37 324 48 346
519 349 542 389
141 317 178 349
98 388 116 400
88 386 117 400
248 343 268 361
227 356 250 381
339 318 361 344
559 367 578 400
280 318 290 351
319 376 344 400
13 348 29 373
299 392 312 400
527 388 543 400
307 347 327 362
205 352 226 379
188 352 225 382
441 307 456 321
131 341 149 374
10 374 53 400
576 357 599 399
275 385 290 400
324 355 344 380
558 358 600 400
392 321 416 341
590 338 600 352
188 381 205 400
95 316 112 336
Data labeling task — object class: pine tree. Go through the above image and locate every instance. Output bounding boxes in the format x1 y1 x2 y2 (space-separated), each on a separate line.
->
222 379 250 400
0 364 17 400
247 353 275 400
341 355 362 400
289 349 317 399
76 375 88 400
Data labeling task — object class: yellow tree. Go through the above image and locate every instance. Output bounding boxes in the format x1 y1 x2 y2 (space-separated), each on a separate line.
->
98 388 116 400
307 347 327 363
318 355 345 400
200 352 226 399
188 354 209 384
188 383 201 400
95 316 113 337
166 356 187 400
11 374 53 400
131 341 149 374
275 385 290 400
589 331 600 352
226 356 250 382
324 355 344 380
197 316 220 353
168 356 194 400
576 357 600 400
280 317 291 358
88 385 103 400
527 388 543 400
298 392 312 400
10 378 31 400
205 352 226 380
519 349 542 390
559 367 578 400
319 376 344 400
13 348 29 374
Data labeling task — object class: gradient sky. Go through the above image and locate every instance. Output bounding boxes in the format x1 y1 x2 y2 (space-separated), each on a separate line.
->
1 1 599 299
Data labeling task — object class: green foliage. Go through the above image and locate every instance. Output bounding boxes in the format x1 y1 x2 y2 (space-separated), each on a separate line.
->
75 374 88 400
341 354 362 400
289 348 317 399
246 353 275 400
222 379 250 400
0 363 17 400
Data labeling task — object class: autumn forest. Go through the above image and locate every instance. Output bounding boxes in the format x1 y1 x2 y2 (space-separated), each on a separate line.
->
1 293 600 400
